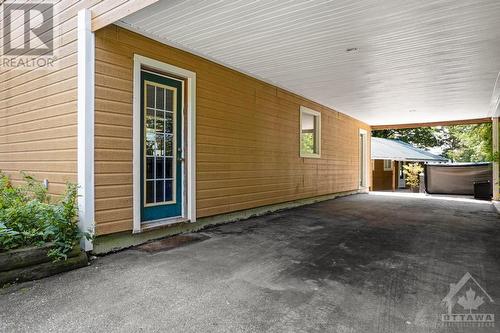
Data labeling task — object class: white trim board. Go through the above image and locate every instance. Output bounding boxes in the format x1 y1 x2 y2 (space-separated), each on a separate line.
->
77 9 95 251
133 54 197 233
299 106 321 159
383 159 393 171
359 128 369 190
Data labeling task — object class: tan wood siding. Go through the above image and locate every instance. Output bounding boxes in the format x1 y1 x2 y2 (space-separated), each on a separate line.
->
372 159 394 191
0 1 142 194
94 25 371 235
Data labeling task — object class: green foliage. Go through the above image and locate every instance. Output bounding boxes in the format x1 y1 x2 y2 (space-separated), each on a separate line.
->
301 132 315 154
372 127 442 149
373 123 494 163
403 163 424 189
18 171 51 203
442 123 492 162
0 172 91 261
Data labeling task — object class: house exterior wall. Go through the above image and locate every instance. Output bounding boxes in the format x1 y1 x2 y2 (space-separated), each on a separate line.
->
93 25 371 235
0 0 146 195
372 159 394 191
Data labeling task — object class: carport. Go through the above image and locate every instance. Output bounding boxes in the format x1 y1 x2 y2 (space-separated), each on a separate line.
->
87 2 500 330
113 0 500 199
75 0 500 249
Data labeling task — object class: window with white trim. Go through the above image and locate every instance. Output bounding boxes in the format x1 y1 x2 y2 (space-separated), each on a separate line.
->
300 106 321 158
383 159 393 171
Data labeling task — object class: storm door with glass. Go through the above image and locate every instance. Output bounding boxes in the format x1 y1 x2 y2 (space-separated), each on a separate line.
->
141 70 183 222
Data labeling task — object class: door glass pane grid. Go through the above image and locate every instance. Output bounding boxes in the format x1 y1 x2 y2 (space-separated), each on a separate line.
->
146 88 174 113
144 82 176 205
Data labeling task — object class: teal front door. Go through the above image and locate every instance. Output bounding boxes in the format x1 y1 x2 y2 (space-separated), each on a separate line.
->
141 70 183 222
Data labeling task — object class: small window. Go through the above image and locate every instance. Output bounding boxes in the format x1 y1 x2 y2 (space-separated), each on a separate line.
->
384 159 393 171
300 106 321 158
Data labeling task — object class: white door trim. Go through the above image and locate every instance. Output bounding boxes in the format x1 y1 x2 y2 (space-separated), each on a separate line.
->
398 161 406 188
77 9 95 251
359 128 369 190
132 54 196 233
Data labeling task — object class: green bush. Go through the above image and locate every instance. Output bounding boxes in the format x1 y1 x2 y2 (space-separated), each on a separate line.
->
0 172 91 261
403 163 424 190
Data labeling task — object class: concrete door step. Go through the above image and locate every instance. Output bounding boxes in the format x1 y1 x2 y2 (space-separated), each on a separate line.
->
133 233 210 253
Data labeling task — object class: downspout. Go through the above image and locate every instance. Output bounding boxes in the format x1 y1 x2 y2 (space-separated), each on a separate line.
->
77 9 95 251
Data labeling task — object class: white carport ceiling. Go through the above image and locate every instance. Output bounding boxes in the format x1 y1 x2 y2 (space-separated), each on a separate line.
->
119 0 500 126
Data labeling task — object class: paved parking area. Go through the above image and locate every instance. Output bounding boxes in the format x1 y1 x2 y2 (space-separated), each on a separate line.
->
1 193 499 332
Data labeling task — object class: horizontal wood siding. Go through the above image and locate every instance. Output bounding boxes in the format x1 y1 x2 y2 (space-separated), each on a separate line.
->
0 0 142 194
1 0 79 193
94 25 371 235
372 159 393 191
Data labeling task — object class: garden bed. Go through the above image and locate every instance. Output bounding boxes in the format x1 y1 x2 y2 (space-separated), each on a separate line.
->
0 243 88 286
0 172 91 286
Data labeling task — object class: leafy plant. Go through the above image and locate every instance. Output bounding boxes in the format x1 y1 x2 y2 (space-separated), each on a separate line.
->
0 172 91 261
403 163 424 190
18 171 51 203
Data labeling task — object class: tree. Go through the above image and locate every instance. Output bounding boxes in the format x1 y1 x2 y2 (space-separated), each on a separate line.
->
372 127 443 149
373 123 493 163
442 123 492 162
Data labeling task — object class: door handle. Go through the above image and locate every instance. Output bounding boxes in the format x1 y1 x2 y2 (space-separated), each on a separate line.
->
177 147 184 162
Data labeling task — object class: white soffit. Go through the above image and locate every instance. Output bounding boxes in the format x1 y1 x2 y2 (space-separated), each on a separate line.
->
119 0 500 125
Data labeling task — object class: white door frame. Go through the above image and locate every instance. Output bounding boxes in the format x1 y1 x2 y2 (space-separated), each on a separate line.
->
359 128 369 189
398 161 406 188
132 54 196 233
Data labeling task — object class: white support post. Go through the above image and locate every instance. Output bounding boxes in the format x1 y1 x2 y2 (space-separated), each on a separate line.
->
359 128 368 191
493 117 499 201
77 9 95 251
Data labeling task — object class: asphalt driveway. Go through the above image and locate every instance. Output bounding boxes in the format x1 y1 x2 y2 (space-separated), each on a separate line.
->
1 193 499 333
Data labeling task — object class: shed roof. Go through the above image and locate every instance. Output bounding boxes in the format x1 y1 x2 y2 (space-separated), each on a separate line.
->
371 137 448 162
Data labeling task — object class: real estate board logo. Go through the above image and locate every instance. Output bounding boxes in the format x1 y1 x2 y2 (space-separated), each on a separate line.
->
1 1 56 69
441 272 495 328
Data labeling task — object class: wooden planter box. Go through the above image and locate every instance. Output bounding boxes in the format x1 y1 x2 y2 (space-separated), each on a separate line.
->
0 243 88 286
